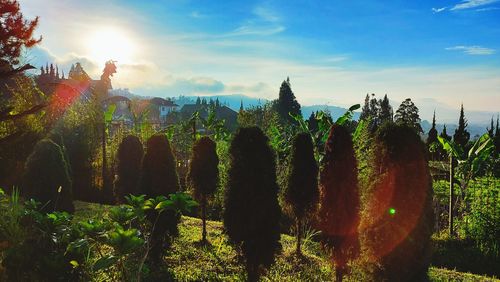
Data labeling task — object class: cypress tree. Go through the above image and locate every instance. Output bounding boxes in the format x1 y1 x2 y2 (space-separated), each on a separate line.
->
187 137 219 243
274 77 301 123
495 116 500 156
427 111 438 145
114 135 144 204
318 125 360 281
307 112 319 133
487 117 495 138
453 104 470 149
359 94 371 121
359 123 434 281
224 127 281 281
285 132 319 255
440 124 451 141
22 138 74 213
378 94 393 123
141 135 180 263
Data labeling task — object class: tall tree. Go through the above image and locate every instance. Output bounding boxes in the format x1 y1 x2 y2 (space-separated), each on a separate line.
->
187 137 219 243
427 111 438 145
494 116 500 156
453 104 470 149
285 132 319 255
273 77 301 123
378 94 393 123
487 117 495 138
318 124 360 281
307 112 319 133
359 94 371 121
394 98 422 133
0 0 42 66
440 124 451 141
224 127 281 281
141 135 180 263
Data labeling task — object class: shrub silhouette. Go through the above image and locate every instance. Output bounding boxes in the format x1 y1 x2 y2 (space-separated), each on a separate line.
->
359 123 434 281
22 138 74 213
318 124 360 281
140 134 180 263
285 132 319 255
187 136 219 243
224 127 281 281
114 135 144 204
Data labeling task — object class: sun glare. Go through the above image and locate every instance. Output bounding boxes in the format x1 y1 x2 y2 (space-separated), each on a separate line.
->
86 27 136 64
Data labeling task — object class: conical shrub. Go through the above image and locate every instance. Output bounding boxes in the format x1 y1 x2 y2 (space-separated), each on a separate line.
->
285 132 319 255
22 138 74 213
318 124 360 281
114 135 144 203
359 123 434 281
224 127 281 281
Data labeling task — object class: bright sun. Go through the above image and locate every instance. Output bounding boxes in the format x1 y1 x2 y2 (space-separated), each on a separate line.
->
86 27 136 64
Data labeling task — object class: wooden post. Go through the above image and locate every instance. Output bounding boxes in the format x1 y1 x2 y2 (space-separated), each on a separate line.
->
449 154 454 237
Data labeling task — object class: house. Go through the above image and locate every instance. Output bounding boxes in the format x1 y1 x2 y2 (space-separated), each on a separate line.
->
149 97 179 122
102 95 133 124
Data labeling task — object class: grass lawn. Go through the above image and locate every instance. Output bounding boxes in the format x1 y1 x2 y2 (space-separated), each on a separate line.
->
74 201 500 281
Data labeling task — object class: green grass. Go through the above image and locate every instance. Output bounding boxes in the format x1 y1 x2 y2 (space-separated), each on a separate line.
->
74 201 500 281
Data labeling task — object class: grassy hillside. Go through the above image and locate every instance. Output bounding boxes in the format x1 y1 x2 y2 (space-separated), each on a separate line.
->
74 201 499 282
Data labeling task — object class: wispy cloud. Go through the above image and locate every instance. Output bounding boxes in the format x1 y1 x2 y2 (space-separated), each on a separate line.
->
475 6 500 10
230 5 285 36
445 45 496 55
432 7 447 13
450 0 500 10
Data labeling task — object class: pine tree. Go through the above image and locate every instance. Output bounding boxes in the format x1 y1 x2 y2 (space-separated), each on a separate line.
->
273 77 301 123
113 135 143 204
487 117 495 138
285 132 319 255
494 116 500 155
453 104 470 149
378 94 393 123
360 123 434 281
0 0 42 65
22 138 74 213
141 135 180 263
440 124 451 141
307 112 319 133
187 137 219 243
224 127 281 281
427 111 438 145
394 98 422 133
360 94 371 121
196 97 201 105
318 124 360 281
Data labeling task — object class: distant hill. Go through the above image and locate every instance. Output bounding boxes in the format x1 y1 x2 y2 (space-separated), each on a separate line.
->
420 120 489 140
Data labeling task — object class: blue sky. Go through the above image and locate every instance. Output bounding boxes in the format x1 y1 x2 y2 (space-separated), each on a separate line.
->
19 0 500 123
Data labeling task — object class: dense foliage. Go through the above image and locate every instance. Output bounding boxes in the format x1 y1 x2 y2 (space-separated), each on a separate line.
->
284 132 319 255
224 127 281 281
140 134 181 263
318 124 360 281
187 136 219 242
21 138 74 213
114 135 144 203
360 123 434 281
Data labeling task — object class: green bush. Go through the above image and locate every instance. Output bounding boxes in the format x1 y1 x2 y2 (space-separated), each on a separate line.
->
187 136 219 243
318 124 360 281
224 127 281 281
140 134 181 263
114 135 144 204
359 123 434 281
284 132 318 255
22 138 74 213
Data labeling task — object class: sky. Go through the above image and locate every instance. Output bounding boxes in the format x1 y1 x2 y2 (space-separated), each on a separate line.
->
18 0 500 123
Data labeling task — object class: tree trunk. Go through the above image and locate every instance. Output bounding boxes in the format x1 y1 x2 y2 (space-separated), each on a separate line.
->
296 218 302 255
335 266 344 282
202 194 207 243
449 154 455 237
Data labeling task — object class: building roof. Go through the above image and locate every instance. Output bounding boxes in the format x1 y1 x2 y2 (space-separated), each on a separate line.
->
149 97 178 107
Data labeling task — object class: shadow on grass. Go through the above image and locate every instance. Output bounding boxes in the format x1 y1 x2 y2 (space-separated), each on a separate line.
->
432 238 500 278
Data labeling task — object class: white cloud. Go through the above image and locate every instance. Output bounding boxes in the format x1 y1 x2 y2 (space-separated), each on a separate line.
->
445 45 496 55
450 0 500 10
230 4 285 36
475 6 500 10
432 7 447 13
